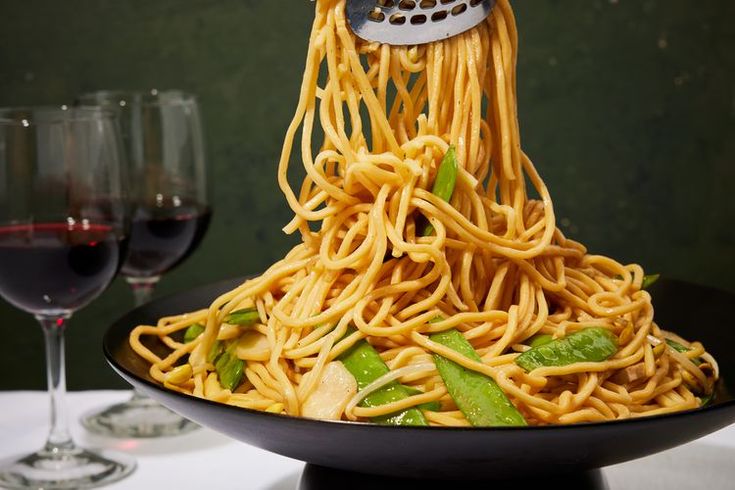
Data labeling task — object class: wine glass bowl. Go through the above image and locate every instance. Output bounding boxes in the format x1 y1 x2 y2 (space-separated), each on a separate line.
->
0 222 124 313
0 107 129 316
79 90 210 285
77 90 209 438
0 106 135 489
121 197 211 280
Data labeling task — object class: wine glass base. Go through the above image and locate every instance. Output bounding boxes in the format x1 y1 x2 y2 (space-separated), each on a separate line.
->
81 395 199 438
0 446 136 490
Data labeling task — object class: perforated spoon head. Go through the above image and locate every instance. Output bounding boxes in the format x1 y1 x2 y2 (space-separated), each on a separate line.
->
346 0 495 46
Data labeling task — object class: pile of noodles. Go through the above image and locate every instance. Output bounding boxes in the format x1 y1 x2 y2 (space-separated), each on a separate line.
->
130 0 717 426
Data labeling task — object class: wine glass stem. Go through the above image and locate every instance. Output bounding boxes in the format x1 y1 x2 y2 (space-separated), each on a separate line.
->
126 277 160 307
36 314 74 452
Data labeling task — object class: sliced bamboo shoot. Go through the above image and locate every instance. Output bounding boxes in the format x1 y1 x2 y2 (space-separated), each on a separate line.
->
235 331 271 361
302 361 357 420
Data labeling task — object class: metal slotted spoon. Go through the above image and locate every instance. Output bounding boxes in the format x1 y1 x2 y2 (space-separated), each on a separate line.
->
346 0 495 46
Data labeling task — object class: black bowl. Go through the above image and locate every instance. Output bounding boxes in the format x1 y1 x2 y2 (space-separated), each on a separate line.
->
104 278 735 480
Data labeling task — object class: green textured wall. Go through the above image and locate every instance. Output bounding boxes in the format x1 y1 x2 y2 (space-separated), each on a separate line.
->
0 0 733 389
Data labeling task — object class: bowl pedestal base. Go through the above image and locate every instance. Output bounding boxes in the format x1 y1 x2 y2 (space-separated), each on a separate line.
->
298 464 608 489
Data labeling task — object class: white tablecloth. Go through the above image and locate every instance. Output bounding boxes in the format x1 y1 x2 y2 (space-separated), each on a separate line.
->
1 391 734 489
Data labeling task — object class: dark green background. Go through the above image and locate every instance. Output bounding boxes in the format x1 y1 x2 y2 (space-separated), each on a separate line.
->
0 1 733 390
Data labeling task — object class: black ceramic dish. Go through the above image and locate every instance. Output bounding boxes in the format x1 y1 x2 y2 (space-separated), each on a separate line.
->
104 278 735 480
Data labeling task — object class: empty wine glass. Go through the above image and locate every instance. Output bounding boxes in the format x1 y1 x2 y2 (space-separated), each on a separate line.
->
0 106 135 488
78 90 209 438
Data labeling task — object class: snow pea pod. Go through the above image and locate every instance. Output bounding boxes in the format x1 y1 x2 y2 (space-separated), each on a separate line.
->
515 327 618 372
526 333 553 348
339 338 428 426
214 340 244 391
641 274 660 289
224 307 260 327
422 145 458 236
183 323 205 343
431 329 527 426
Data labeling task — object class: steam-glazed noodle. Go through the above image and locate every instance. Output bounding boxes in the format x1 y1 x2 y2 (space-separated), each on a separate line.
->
129 0 718 426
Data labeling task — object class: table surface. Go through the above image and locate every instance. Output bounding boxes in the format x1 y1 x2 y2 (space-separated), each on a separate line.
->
2 391 735 490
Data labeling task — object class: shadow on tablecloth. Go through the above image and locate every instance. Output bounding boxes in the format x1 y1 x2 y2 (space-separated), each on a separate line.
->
79 426 233 457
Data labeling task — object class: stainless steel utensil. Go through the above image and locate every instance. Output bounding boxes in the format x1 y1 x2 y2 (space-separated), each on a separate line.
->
346 0 495 46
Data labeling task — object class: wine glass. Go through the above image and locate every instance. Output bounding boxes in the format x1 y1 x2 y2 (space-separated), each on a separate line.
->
78 90 210 438
0 106 135 488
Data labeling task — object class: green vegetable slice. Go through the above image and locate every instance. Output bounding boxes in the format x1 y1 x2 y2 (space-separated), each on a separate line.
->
214 341 244 391
402 386 442 412
431 329 526 427
515 328 618 372
526 334 554 348
664 338 713 402
613 273 659 289
183 323 205 343
665 339 689 354
699 393 714 407
207 340 224 363
665 339 703 365
422 146 458 236
641 274 660 289
339 338 428 426
224 307 260 326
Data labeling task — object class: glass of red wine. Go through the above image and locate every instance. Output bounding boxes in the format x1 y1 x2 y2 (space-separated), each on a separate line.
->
77 90 210 438
0 106 135 488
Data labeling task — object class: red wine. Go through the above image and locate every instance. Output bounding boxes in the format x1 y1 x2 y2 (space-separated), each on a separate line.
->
121 204 211 278
0 223 124 313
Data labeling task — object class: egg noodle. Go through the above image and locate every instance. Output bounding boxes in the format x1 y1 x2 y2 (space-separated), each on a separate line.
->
130 0 717 426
